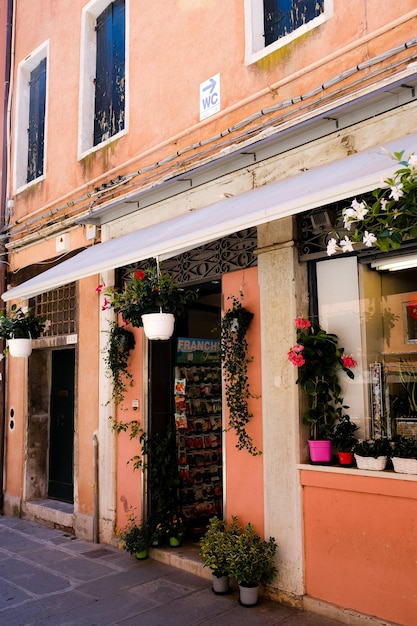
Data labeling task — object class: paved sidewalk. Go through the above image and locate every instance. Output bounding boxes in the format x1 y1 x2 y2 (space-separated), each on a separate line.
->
0 516 343 626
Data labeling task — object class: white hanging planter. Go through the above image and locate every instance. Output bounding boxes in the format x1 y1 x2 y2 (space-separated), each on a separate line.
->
141 313 175 340
7 338 33 358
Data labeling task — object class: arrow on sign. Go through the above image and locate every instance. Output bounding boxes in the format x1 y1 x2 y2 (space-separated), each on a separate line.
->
203 77 216 94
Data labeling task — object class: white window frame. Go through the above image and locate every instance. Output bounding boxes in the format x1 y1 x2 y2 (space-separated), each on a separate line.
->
244 0 333 65
13 41 49 193
78 0 129 159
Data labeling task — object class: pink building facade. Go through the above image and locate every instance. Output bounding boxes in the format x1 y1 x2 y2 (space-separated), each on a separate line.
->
1 2 417 623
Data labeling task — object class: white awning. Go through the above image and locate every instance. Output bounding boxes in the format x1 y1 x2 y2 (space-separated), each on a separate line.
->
3 131 417 302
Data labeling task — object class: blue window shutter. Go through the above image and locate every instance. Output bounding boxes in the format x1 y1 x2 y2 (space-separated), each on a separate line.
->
263 0 324 46
27 58 46 182
94 0 125 146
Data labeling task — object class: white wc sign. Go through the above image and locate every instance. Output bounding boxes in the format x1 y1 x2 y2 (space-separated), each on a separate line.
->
200 73 220 120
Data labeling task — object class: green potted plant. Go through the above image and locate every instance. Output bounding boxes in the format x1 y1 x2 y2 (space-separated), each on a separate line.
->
389 435 417 475
199 516 240 594
101 263 197 340
228 519 277 607
353 437 391 471
288 316 357 463
116 511 151 559
0 304 47 357
166 512 186 547
332 415 359 466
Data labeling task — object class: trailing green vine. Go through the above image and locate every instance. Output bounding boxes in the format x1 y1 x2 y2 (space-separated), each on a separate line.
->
221 297 261 456
104 322 136 405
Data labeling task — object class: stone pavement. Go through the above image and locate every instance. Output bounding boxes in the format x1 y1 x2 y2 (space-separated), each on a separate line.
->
0 515 344 626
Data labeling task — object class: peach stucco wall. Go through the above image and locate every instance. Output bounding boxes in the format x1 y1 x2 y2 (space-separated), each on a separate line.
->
301 469 417 626
115 325 144 530
222 267 264 535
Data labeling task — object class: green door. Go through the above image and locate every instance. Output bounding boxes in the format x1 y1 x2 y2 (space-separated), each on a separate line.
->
48 349 75 503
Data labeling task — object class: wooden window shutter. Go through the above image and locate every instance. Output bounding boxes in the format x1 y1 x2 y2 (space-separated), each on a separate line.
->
27 57 47 183
94 0 125 146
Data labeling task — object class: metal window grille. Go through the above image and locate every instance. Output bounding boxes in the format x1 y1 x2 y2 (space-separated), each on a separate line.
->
32 283 76 337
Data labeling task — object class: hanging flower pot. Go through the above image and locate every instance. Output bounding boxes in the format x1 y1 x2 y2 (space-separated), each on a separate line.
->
141 313 175 340
7 338 33 358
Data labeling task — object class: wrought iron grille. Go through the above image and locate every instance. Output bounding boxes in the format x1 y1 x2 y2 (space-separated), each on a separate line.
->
32 283 76 337
118 228 258 286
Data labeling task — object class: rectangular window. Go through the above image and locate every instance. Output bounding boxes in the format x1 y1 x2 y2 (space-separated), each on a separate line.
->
263 0 325 46
245 0 331 65
94 0 125 146
27 58 47 183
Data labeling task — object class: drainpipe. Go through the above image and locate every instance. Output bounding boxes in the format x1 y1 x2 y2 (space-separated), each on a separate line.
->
93 433 99 542
0 0 14 514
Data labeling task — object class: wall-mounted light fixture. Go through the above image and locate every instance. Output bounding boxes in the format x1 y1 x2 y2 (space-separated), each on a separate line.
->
371 253 417 272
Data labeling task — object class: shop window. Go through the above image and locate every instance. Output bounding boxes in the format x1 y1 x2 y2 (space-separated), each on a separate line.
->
14 43 48 191
364 266 417 438
79 0 128 157
245 0 332 64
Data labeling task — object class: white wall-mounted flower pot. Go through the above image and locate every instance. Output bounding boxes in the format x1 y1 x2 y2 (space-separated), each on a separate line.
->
7 338 33 358
141 313 175 340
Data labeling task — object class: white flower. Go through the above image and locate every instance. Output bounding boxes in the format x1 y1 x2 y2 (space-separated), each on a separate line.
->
351 199 364 213
408 154 417 170
326 238 339 256
354 203 369 221
380 198 388 211
362 231 377 248
340 236 354 253
343 207 356 230
21 306 28 314
389 183 404 201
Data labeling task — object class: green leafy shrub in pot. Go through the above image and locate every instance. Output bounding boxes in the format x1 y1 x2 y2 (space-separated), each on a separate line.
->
199 516 240 577
389 435 417 458
117 511 150 555
332 415 359 452
228 520 277 587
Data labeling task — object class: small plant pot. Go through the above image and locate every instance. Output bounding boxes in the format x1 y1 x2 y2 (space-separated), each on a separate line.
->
338 451 354 466
392 456 417 475
169 536 181 547
135 549 148 560
7 338 33 358
238 583 259 607
354 454 387 471
141 313 175 340
212 573 230 595
308 439 331 464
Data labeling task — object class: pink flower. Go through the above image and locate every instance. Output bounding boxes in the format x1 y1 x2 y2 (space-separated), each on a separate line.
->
288 346 305 367
295 317 311 329
96 283 105 293
101 297 111 311
342 355 357 369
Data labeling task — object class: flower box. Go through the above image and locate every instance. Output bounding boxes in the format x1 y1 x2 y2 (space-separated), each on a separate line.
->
392 456 417 475
354 454 387 471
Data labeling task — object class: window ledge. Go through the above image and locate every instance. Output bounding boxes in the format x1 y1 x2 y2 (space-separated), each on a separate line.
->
298 463 417 481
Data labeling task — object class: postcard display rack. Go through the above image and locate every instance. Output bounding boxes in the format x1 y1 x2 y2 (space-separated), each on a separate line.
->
174 338 223 533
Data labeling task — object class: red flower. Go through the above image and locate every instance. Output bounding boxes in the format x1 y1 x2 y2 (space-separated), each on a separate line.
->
294 317 311 329
288 345 305 367
96 283 105 293
101 297 111 311
342 355 357 369
135 270 145 280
